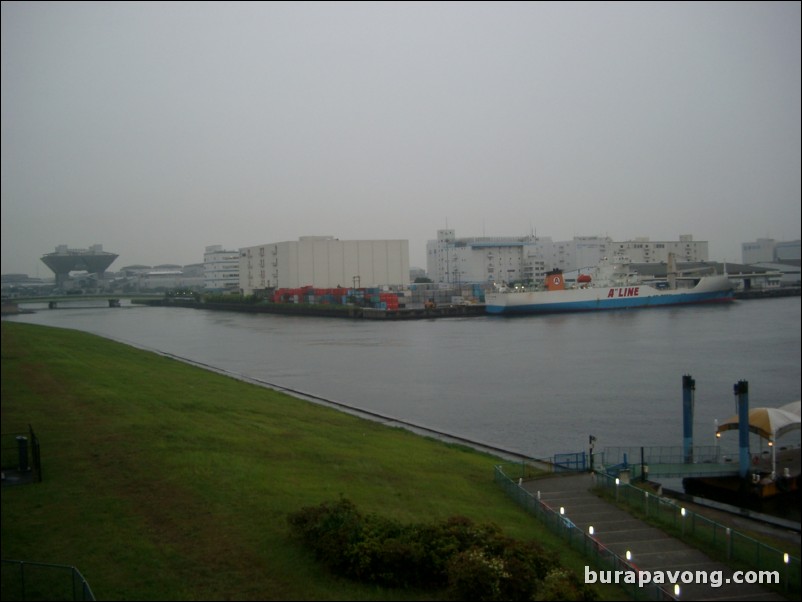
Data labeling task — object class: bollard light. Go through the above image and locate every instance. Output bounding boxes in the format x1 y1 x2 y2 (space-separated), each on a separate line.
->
674 583 680 597
615 477 620 486
588 525 594 535
784 553 790 593
560 506 565 515
681 507 686 517
626 550 631 561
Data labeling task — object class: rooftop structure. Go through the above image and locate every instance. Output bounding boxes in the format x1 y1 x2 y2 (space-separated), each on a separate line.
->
40 244 118 288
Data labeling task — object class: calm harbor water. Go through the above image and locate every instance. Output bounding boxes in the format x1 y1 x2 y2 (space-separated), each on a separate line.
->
6 296 800 463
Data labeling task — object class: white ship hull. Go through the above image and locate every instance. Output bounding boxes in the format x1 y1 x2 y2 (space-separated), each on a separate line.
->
485 275 734 315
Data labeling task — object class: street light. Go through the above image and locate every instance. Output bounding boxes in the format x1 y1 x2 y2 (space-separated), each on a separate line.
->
769 433 776 479
784 553 790 592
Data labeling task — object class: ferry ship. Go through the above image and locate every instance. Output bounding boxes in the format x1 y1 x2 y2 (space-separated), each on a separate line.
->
484 254 734 315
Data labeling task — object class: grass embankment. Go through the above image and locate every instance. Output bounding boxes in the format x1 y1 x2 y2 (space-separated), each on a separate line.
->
1 322 622 601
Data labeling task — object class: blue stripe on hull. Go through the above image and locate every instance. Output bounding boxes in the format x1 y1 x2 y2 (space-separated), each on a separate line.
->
485 290 733 315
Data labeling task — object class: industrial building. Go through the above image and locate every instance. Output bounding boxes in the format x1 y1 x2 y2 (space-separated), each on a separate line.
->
426 230 709 286
203 245 240 292
239 236 409 295
115 264 204 291
40 244 118 289
741 238 801 264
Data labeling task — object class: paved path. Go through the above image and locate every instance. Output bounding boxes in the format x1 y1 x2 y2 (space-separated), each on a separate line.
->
521 473 788 601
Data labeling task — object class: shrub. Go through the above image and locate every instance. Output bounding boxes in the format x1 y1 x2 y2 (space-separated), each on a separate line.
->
447 547 509 601
349 514 421 588
287 498 595 600
286 496 365 574
538 568 600 601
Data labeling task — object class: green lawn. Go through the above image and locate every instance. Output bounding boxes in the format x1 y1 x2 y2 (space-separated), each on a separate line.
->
1 321 623 600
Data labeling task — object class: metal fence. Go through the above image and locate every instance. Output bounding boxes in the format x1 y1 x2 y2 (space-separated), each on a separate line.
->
495 455 582 480
593 471 800 597
1 560 95 601
494 465 675 601
554 451 587 472
602 446 724 466
1 426 42 486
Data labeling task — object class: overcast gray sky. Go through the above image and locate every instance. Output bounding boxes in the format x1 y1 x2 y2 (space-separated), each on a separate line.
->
2 1 800 276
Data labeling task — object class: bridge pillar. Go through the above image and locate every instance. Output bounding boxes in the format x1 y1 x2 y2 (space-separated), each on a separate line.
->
734 380 750 479
682 375 695 463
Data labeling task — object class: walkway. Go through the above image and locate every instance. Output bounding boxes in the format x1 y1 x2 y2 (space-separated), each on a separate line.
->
521 473 788 601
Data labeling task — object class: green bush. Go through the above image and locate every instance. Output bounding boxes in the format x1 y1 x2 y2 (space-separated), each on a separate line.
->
287 498 594 601
445 536 559 601
286 496 365 574
538 568 599 601
351 516 425 588
446 547 509 601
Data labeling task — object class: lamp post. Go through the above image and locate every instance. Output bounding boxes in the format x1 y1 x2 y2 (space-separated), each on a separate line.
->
714 419 720 462
734 380 750 480
784 553 790 593
770 431 776 480
682 375 695 464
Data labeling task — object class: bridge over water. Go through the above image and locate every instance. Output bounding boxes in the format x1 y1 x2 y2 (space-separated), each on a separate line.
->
2 294 162 313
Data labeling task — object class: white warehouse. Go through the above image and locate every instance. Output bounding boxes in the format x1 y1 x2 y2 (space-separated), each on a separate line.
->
239 236 409 295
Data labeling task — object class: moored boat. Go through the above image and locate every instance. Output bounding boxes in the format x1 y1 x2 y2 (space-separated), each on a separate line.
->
485 253 734 315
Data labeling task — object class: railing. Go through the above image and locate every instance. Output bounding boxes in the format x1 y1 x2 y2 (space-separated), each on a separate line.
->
602 445 723 466
598 445 745 478
1 560 96 601
494 465 675 601
594 471 800 597
497 454 587 480
554 451 586 472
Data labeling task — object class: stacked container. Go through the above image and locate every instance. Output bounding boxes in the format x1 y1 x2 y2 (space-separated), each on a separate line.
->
271 287 399 310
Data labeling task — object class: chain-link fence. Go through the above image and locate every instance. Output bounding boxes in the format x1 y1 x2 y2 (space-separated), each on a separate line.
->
494 465 675 600
1 560 95 601
593 471 800 596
